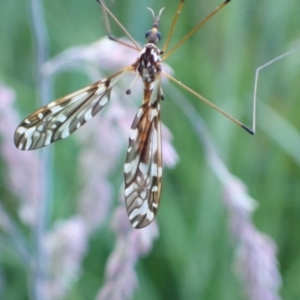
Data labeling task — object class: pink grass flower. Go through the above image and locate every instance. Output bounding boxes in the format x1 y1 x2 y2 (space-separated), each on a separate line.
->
0 84 42 226
44 216 88 300
96 205 159 300
224 179 281 300
170 86 281 300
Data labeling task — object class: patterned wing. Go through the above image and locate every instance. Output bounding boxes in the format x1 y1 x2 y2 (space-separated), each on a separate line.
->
14 68 131 150
124 96 162 229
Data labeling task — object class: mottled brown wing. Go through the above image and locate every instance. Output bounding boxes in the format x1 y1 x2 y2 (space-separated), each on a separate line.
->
14 68 131 150
124 94 162 229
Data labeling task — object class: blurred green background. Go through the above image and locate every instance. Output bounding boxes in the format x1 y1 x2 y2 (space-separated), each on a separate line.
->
1 0 300 299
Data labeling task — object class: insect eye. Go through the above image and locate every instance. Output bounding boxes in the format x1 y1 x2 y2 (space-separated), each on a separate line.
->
156 31 161 41
145 30 152 39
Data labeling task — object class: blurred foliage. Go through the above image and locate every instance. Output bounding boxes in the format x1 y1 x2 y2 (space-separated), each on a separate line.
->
1 0 300 299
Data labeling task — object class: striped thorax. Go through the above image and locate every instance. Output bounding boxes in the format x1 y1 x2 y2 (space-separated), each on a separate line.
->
137 44 162 84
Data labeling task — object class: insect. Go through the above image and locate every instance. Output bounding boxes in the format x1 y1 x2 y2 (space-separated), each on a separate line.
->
14 0 253 228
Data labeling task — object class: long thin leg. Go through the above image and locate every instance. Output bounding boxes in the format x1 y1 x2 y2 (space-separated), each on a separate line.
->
162 0 184 54
163 71 254 135
97 0 141 51
162 0 230 61
252 48 300 135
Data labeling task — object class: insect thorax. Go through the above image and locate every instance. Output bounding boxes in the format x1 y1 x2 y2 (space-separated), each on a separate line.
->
137 44 162 83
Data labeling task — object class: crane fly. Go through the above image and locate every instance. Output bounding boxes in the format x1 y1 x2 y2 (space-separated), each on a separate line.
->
14 0 254 229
